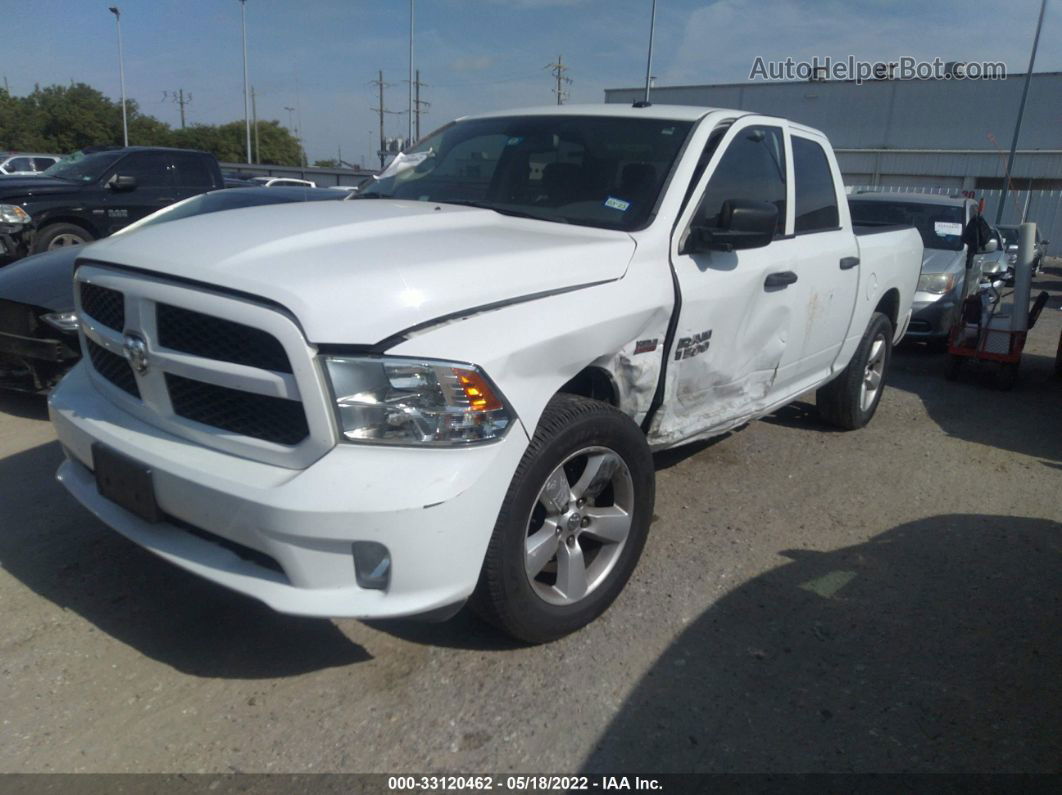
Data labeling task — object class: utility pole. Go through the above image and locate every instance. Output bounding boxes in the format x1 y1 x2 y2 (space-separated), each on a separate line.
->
164 89 192 129
546 55 571 105
251 86 259 164
370 70 400 169
996 0 1047 224
413 69 430 142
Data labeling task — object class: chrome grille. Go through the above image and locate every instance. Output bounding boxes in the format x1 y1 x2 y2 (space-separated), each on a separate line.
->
74 263 334 467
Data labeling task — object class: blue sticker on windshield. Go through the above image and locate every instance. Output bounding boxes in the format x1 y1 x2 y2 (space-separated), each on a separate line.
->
604 196 631 212
506 136 524 146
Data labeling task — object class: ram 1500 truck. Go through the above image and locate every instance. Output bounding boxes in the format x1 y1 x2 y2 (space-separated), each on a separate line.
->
0 146 224 261
49 105 922 642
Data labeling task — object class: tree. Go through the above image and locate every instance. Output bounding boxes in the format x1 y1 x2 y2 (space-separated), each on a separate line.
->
313 158 340 168
0 82 304 166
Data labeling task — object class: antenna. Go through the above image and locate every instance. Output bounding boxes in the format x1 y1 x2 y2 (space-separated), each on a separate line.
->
638 0 658 107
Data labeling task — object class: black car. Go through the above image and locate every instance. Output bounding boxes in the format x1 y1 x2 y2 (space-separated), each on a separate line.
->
0 146 224 262
0 186 352 392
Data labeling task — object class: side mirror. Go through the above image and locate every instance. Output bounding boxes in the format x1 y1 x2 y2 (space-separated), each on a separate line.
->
687 199 778 253
109 174 137 192
982 239 998 253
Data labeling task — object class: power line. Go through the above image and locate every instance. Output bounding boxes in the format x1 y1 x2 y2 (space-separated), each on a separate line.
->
546 55 571 105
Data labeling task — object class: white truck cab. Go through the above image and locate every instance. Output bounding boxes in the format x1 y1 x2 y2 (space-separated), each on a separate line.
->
49 105 922 642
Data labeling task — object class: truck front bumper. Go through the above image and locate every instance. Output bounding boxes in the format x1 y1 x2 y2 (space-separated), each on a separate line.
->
904 292 959 340
49 363 529 619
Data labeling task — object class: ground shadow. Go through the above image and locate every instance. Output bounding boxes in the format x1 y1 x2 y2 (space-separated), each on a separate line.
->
760 400 844 434
583 514 1061 773
0 390 49 421
889 346 1062 463
0 441 370 677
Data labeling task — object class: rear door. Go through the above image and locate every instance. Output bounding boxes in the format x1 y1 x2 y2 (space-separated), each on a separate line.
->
651 116 805 443
788 132 859 379
170 153 219 201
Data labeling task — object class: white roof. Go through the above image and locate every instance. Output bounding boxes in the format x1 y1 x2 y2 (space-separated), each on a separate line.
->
461 103 730 123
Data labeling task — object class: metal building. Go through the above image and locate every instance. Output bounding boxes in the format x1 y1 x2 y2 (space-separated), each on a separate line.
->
605 72 1062 191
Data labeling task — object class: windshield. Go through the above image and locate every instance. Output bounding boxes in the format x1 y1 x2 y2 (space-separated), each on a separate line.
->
43 150 124 183
116 187 347 235
998 227 1019 246
356 114 693 231
849 199 965 251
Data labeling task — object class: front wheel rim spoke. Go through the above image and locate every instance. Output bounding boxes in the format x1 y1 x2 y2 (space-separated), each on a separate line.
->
555 541 588 601
571 452 620 500
539 466 571 514
525 521 560 577
580 505 631 544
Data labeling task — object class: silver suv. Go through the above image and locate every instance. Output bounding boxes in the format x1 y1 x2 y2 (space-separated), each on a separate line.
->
0 152 61 175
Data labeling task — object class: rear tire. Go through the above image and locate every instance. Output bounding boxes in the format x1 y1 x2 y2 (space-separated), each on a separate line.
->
817 312 894 430
472 394 654 644
32 223 93 254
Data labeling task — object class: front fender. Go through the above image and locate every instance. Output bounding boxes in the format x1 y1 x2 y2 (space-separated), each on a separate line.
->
387 264 673 440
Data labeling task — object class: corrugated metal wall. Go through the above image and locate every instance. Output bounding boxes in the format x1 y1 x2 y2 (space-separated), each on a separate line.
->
847 185 1062 255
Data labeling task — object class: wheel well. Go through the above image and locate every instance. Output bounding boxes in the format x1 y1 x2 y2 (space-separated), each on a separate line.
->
558 366 618 406
875 288 900 330
37 216 98 239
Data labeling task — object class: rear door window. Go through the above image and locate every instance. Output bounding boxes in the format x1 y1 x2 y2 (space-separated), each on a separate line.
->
792 137 839 233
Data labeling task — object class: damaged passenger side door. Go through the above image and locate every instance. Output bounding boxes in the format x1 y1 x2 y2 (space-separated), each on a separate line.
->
652 118 803 445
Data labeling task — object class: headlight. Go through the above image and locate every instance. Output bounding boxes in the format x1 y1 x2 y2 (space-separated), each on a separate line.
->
0 204 30 224
41 311 79 333
917 272 957 294
323 355 514 446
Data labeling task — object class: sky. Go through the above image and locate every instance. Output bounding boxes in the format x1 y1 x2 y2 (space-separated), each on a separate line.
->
4 0 1061 167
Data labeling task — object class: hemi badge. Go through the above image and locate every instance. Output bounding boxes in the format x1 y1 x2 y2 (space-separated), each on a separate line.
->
634 338 658 354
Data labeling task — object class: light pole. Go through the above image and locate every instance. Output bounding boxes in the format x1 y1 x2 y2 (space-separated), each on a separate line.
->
408 0 414 147
239 0 252 164
996 0 1047 224
108 6 128 146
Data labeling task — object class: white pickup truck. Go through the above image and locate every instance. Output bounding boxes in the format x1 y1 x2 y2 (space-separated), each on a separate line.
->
50 105 922 642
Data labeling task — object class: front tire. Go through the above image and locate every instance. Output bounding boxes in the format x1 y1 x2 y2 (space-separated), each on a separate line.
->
472 394 654 644
32 223 93 254
817 311 894 430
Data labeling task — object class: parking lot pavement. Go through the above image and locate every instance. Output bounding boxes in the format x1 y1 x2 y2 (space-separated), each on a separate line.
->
0 265 1059 775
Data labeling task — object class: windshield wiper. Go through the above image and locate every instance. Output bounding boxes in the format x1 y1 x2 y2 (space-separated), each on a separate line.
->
437 200 568 224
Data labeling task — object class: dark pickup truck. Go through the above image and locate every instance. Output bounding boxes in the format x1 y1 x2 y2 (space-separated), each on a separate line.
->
0 146 223 262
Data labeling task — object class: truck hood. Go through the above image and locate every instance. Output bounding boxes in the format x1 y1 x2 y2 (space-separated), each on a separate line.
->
0 246 81 311
0 176 80 199
79 200 636 344
920 248 964 274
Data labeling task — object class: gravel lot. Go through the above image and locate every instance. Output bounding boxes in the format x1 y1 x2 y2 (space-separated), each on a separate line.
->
1 264 1059 775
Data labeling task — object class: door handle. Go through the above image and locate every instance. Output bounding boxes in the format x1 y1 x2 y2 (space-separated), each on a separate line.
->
764 271 798 290
840 256 860 270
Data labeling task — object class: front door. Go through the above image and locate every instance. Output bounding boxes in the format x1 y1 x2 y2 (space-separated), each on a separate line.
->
650 117 804 446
